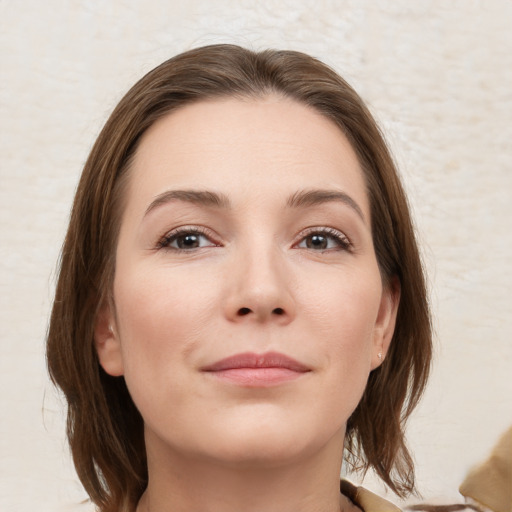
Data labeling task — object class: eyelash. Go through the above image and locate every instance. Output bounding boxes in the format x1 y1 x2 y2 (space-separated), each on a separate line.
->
156 226 352 253
156 226 219 251
294 227 352 252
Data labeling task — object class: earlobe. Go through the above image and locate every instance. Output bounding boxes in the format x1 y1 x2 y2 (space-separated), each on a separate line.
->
371 277 400 370
94 303 124 377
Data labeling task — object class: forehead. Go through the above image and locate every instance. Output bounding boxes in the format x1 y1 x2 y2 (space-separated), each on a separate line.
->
126 95 369 214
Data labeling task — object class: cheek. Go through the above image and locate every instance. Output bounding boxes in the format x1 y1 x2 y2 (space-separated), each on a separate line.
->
299 266 382 392
112 265 219 390
301 265 382 344
116 263 217 333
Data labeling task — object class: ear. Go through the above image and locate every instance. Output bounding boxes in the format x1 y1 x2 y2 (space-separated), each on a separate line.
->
371 277 400 370
94 302 124 377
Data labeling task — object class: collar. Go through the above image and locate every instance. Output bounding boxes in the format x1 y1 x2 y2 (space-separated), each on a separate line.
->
341 480 402 512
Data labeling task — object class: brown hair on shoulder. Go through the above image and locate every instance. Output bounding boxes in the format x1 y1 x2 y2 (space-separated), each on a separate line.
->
47 44 432 511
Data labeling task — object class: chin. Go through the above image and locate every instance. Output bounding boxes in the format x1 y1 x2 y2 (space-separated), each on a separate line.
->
206 440 312 469
193 416 343 469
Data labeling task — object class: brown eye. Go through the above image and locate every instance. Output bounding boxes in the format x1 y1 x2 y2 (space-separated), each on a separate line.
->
159 229 217 250
296 229 351 251
306 234 328 250
174 233 202 249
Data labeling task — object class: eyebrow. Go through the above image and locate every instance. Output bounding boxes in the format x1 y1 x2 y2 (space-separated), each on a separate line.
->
287 189 365 222
144 187 365 222
145 189 231 216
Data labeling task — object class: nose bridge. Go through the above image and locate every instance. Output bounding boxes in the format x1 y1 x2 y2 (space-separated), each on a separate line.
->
226 233 295 323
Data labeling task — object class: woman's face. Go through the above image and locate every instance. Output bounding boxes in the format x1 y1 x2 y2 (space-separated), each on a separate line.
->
96 96 398 468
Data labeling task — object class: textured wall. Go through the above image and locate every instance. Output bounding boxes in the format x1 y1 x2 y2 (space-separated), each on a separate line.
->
1 1 511 510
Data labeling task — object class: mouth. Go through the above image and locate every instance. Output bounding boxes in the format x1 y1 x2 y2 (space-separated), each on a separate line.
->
201 351 311 387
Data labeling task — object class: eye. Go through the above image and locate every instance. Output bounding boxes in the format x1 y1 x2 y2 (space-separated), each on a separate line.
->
158 227 218 251
296 228 352 252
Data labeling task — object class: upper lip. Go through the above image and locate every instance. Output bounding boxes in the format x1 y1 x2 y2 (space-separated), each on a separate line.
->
201 351 311 372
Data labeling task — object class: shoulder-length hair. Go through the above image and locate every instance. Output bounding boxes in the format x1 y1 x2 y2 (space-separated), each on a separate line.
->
47 44 432 512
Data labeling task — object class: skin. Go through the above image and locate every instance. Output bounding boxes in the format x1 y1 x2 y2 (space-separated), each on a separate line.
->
95 96 399 512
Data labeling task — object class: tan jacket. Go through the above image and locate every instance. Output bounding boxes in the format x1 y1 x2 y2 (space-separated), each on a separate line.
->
341 480 402 512
459 426 512 512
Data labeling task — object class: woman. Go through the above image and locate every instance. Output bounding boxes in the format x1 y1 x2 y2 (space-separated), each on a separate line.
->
47 44 432 512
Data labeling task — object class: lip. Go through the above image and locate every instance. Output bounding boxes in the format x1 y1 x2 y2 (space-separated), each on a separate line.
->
201 351 311 387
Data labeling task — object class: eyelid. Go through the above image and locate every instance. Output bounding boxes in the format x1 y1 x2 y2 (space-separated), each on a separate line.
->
293 226 353 251
154 225 352 252
156 225 221 250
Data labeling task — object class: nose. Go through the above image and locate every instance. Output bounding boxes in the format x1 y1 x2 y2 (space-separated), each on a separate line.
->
223 246 296 325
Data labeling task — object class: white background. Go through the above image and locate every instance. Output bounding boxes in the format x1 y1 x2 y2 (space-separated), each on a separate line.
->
1 1 511 510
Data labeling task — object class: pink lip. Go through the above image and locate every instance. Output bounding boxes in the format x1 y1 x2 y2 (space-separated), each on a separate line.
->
201 352 311 387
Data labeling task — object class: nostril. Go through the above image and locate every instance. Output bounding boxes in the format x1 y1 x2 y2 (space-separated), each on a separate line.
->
273 308 284 315
238 307 252 316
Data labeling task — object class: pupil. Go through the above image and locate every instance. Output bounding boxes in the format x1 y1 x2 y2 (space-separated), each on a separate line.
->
179 234 199 248
308 234 327 249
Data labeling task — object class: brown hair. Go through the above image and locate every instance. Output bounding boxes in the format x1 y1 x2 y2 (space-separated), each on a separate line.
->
47 44 432 511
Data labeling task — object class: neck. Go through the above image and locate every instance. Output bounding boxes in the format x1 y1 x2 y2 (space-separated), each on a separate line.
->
137 431 357 512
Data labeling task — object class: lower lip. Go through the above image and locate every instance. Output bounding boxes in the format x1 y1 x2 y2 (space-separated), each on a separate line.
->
205 368 307 387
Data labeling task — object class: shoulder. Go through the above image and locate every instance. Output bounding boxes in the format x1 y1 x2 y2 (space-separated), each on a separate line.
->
340 479 402 512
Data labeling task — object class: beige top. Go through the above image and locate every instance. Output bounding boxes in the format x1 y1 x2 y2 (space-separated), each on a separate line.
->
341 480 402 512
459 426 512 512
